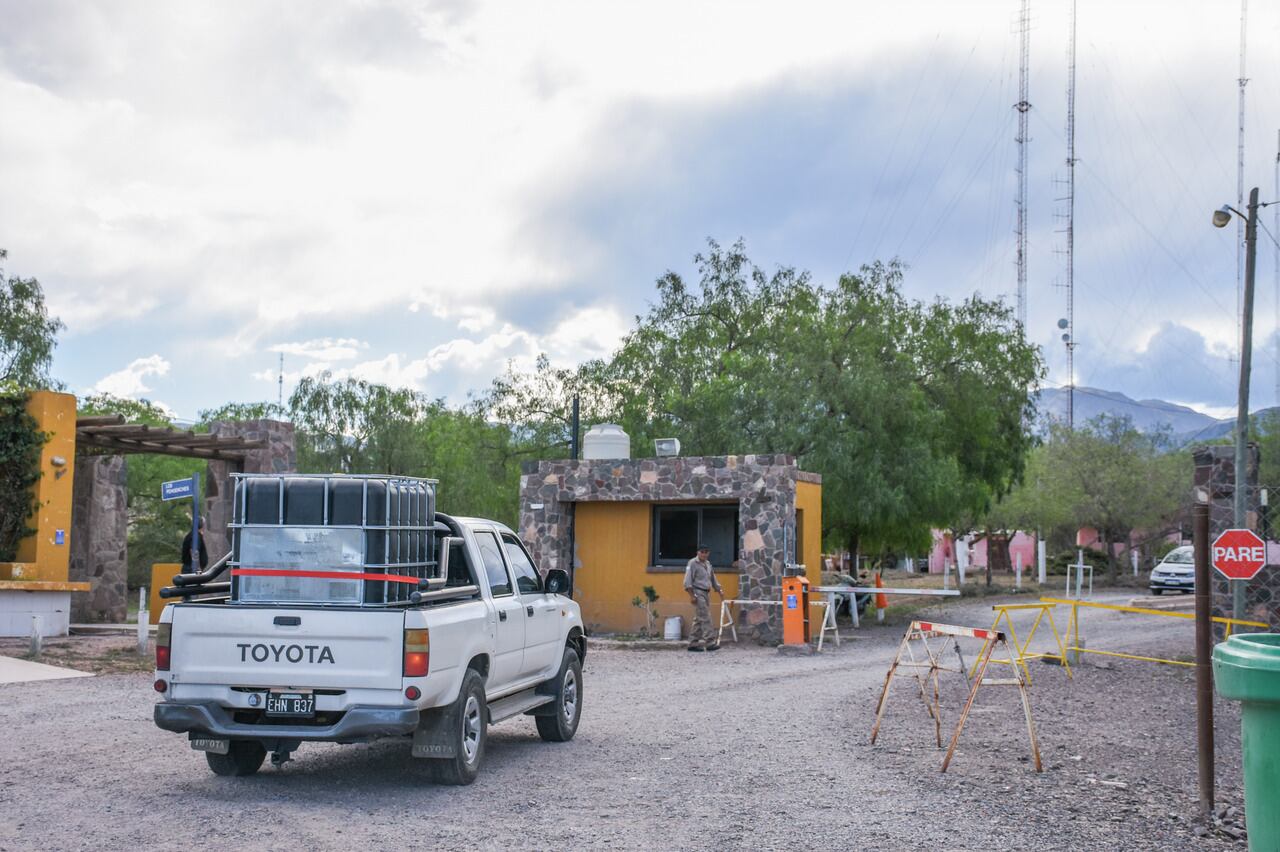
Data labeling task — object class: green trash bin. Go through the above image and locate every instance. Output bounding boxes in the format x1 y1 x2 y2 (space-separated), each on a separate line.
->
1213 632 1280 849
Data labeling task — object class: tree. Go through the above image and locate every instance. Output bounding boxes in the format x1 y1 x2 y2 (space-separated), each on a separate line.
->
995 415 1188 579
0 250 64 390
602 239 1044 553
288 373 424 474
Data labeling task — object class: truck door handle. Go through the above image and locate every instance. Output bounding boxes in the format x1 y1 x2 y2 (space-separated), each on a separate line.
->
499 610 507 621
526 606 534 617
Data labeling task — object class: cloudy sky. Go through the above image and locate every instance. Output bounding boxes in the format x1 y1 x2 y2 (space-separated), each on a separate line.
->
2 0 1278 420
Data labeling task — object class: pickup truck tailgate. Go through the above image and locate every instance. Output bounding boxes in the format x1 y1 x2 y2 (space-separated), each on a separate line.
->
170 605 405 690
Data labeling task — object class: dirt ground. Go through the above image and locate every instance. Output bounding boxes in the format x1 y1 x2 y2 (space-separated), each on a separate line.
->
0 594 1250 851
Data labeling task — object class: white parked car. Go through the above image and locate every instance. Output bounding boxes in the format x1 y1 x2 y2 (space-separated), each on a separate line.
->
1149 545 1194 595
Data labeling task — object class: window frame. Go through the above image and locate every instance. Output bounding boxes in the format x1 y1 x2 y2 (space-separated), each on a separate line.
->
650 503 739 569
501 532 542 595
474 529 515 598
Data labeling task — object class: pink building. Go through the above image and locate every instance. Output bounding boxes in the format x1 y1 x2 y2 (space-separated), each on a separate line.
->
927 530 1038 574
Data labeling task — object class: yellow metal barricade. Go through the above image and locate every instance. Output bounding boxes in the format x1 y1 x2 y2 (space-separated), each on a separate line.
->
972 602 1072 683
1039 596 1269 668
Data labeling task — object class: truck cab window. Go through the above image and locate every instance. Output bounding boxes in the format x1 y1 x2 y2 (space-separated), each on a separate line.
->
501 533 541 594
476 531 513 597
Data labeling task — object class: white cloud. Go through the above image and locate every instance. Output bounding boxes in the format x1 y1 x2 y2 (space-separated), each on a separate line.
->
268 337 367 362
91 354 171 397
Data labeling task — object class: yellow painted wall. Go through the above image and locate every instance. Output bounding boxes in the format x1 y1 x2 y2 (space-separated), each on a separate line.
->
2 391 76 582
574 501 740 635
796 480 823 586
149 564 182 624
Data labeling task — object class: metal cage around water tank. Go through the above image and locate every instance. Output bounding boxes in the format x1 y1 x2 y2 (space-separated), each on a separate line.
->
228 473 438 607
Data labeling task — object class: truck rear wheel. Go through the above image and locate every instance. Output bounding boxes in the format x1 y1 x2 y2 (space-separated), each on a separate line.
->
206 740 266 777
430 669 487 785
536 647 582 743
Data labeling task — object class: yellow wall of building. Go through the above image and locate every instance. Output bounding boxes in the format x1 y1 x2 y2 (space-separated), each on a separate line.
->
150 564 182 624
796 480 823 586
4 391 76 582
573 501 740 635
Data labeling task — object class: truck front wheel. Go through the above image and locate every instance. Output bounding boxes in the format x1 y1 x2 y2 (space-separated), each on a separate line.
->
430 669 487 785
536 647 582 743
206 740 266 777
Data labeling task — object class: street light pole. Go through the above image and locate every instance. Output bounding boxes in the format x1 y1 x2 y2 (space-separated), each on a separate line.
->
1233 187 1261 619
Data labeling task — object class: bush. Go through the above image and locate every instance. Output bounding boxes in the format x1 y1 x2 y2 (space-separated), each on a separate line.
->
0 394 45 561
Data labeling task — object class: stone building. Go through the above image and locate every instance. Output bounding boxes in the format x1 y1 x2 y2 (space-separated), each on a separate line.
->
518 454 822 643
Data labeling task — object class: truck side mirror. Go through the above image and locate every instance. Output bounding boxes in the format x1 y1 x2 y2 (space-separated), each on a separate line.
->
544 568 570 596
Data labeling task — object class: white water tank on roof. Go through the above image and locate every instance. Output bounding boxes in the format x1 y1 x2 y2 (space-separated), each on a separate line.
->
582 423 630 460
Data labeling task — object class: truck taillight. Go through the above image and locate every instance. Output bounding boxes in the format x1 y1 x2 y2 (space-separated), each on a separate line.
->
156 623 171 671
404 628 429 677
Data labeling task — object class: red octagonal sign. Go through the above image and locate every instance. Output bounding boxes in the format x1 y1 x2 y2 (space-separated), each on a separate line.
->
1211 529 1268 580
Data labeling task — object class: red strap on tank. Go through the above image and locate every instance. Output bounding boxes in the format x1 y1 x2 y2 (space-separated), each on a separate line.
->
231 568 422 584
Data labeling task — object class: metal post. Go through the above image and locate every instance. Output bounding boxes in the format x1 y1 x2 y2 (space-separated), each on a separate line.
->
137 587 148 655
191 471 201 572
570 395 580 460
1037 537 1046 585
29 615 42 659
1015 552 1022 589
1234 186 1261 619
1193 499 1215 815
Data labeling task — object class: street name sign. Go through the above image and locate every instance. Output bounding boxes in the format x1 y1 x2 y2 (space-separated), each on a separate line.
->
161 477 195 501
1211 529 1267 581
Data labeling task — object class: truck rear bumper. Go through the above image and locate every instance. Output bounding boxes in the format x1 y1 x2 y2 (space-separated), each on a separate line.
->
154 701 419 742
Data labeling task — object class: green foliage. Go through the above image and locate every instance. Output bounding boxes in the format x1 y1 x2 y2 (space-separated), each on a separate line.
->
631 585 660 635
986 414 1188 579
594 239 1043 552
0 393 45 561
0 250 64 390
199 401 287 425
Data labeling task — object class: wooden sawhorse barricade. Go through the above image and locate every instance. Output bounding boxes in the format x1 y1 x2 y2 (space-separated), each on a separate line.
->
717 598 832 648
870 620 1042 772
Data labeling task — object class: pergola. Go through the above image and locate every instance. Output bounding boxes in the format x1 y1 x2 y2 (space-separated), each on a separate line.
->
75 415 267 460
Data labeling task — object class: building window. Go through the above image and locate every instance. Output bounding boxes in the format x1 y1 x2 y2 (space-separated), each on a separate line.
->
652 504 738 567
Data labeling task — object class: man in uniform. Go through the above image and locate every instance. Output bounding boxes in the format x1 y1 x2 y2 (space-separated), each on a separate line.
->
683 544 723 651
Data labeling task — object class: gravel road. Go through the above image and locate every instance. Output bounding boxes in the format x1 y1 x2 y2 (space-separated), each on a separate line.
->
0 594 1250 851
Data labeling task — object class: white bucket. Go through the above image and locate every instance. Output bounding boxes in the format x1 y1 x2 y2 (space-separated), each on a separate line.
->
663 616 683 640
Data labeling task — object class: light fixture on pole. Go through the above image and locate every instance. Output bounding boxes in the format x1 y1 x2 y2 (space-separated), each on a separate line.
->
1212 187 1273 618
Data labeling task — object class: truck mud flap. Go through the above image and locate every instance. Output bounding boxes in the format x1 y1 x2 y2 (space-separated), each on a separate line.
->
411 705 458 759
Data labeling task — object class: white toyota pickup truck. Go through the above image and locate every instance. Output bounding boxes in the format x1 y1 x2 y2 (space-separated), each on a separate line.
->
153 473 585 785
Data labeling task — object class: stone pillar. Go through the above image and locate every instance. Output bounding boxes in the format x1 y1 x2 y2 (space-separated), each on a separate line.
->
1193 443 1277 632
204 420 296 561
68 455 128 623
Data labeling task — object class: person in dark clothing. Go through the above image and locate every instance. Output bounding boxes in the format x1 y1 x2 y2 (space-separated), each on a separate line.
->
181 516 209 574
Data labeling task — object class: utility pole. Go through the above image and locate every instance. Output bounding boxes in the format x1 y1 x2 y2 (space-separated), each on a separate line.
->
277 353 284 408
1014 0 1031 329
1274 130 1279 408
1235 187 1261 619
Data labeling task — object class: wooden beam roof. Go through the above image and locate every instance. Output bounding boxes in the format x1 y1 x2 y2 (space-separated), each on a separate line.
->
75 417 267 459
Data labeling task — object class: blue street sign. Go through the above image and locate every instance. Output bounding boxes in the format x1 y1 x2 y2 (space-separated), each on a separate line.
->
161 477 195 501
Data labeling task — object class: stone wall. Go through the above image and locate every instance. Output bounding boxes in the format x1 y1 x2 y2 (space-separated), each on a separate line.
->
69 455 128 622
1193 444 1278 634
204 420 297 560
519 455 813 643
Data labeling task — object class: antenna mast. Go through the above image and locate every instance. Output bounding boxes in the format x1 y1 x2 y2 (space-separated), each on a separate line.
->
1236 0 1248 367
1014 0 1031 329
1064 0 1077 428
